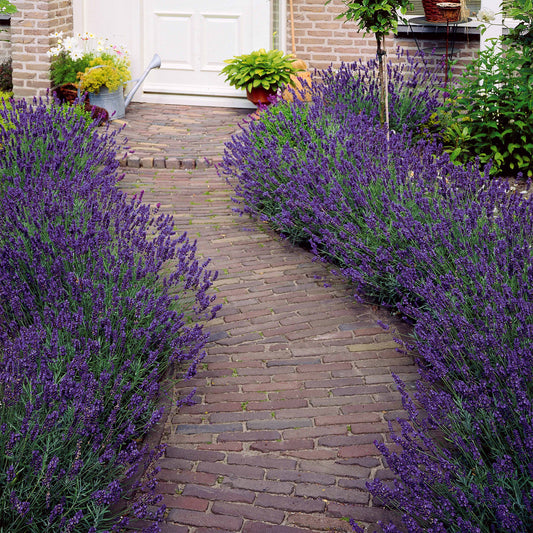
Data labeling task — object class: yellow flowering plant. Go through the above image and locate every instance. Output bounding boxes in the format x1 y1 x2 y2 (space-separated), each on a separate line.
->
78 56 131 93
48 32 131 93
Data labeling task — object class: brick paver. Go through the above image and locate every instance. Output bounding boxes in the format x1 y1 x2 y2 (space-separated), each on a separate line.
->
117 104 416 532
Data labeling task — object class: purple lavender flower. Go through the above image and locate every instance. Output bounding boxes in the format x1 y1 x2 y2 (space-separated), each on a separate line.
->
0 96 219 531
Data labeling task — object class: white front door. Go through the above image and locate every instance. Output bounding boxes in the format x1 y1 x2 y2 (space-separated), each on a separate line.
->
73 0 275 107
143 0 271 106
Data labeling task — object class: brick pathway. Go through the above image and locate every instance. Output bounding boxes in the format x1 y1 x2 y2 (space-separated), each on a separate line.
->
110 102 249 169
116 104 418 533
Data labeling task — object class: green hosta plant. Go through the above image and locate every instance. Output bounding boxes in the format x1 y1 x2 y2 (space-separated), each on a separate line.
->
220 48 301 92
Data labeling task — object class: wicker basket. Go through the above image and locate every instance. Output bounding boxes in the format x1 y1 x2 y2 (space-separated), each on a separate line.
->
422 0 460 22
52 84 109 124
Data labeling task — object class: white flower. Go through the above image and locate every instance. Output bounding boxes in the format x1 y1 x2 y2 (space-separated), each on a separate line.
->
477 9 496 23
62 36 76 50
69 48 84 60
49 31 64 39
47 45 62 57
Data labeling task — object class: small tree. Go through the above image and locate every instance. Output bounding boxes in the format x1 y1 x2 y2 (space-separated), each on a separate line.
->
327 0 412 130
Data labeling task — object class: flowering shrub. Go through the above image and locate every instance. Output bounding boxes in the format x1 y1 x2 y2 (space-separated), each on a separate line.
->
221 53 533 532
306 50 442 134
48 32 131 93
0 97 219 531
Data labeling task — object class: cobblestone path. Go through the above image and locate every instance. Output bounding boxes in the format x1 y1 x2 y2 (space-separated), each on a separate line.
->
117 104 418 533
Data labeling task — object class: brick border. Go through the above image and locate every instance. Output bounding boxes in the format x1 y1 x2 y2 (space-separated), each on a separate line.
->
119 155 215 170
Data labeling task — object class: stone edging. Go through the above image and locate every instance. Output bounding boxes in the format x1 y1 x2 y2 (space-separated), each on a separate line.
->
118 155 215 170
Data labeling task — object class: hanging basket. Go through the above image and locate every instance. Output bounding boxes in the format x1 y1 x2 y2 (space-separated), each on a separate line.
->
422 0 460 22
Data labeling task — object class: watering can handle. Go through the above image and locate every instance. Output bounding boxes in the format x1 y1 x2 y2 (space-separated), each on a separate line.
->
124 54 161 108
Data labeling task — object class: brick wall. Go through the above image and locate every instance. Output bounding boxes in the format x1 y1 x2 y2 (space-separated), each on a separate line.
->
288 0 480 77
11 0 73 98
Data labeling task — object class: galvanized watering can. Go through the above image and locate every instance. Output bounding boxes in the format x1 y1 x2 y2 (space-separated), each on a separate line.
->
87 53 162 120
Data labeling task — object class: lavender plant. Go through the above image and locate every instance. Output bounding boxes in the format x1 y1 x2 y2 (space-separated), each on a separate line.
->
0 97 220 531
221 54 533 532
316 50 442 134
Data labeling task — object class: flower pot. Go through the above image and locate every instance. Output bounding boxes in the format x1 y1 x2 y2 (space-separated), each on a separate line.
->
87 86 125 120
246 86 277 107
52 84 109 124
422 0 460 22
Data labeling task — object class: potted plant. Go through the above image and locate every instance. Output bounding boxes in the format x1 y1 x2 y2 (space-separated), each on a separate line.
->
220 48 302 106
48 32 131 118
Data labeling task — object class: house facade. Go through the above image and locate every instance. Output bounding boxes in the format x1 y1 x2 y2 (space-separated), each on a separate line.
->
9 0 503 106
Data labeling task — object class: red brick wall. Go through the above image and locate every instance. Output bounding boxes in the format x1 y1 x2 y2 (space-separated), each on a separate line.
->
288 0 479 78
11 0 73 98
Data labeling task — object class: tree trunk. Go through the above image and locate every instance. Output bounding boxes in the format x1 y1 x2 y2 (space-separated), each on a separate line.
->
376 34 390 139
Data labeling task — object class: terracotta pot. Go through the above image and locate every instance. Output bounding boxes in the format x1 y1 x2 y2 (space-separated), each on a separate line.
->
246 86 277 107
422 0 460 22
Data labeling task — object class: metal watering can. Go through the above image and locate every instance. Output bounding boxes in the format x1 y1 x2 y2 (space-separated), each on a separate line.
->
87 53 162 120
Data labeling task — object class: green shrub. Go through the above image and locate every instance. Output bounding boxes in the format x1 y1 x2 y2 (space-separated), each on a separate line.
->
0 90 13 131
441 41 533 178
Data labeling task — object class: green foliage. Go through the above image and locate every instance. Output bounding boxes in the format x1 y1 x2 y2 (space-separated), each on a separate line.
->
78 54 131 93
50 52 93 87
440 41 533 177
49 34 131 94
0 90 13 131
502 0 533 49
327 0 412 36
0 0 16 15
220 48 301 92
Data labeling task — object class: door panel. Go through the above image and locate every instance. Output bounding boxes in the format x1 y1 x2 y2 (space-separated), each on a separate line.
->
143 0 271 97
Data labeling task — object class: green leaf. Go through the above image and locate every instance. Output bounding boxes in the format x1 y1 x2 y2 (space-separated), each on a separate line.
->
450 147 462 161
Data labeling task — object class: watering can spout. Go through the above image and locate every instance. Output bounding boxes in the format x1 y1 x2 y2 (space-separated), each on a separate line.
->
124 53 161 108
